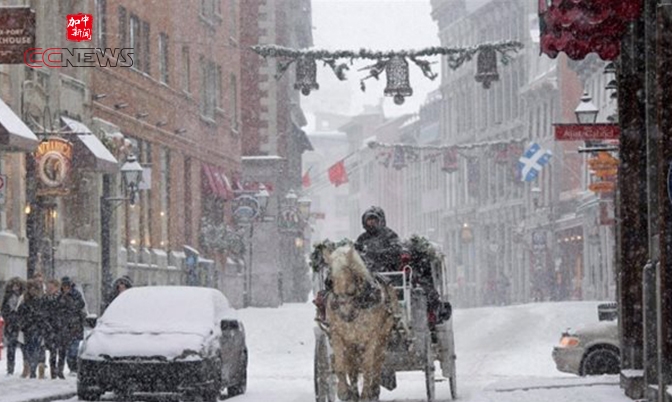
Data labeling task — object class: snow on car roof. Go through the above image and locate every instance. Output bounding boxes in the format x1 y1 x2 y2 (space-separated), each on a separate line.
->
102 286 236 332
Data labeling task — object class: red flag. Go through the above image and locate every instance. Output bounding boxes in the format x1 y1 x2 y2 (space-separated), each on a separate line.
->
328 160 348 187
302 170 311 188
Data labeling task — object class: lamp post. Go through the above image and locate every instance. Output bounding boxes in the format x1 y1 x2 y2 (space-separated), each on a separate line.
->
100 154 143 313
575 92 599 124
233 184 269 307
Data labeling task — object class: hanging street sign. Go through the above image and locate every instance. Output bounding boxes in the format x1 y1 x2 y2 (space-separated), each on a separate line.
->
0 174 6 206
0 7 36 64
554 123 620 141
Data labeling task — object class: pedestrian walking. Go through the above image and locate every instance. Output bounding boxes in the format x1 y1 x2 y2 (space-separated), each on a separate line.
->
32 272 48 379
17 279 44 379
58 277 86 375
103 275 133 312
42 279 64 379
1 277 25 376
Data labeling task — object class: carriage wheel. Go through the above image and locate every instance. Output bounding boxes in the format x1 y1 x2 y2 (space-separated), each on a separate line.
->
424 333 436 402
448 329 457 400
314 333 336 402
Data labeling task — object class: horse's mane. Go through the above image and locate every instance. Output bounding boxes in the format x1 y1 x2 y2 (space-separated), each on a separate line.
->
330 245 373 283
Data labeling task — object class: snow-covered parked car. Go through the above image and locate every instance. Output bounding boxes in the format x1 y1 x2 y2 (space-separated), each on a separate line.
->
552 303 619 376
77 286 247 401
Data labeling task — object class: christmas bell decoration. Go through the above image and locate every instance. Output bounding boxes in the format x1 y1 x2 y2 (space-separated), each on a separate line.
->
294 57 319 96
384 56 413 105
474 47 499 89
392 146 407 170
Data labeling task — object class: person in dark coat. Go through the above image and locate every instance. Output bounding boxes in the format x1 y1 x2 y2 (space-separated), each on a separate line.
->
42 279 64 379
58 277 86 375
354 206 402 273
1 277 25 376
17 279 44 378
104 275 133 311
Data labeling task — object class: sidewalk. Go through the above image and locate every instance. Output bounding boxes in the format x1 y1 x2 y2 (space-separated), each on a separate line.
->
0 347 77 402
481 374 633 402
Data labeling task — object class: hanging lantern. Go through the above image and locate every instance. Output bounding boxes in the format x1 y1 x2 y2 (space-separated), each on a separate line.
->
474 47 499 89
294 57 319 96
442 147 459 173
392 146 407 170
384 56 413 105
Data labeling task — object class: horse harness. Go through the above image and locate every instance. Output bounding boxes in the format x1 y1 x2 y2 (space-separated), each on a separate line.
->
329 278 386 322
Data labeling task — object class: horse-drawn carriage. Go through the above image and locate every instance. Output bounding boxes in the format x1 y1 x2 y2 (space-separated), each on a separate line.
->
311 235 457 402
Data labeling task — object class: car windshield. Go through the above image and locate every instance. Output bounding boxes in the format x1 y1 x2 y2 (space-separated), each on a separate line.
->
102 287 216 332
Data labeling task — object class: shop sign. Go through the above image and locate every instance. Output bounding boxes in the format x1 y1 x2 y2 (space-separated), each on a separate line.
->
35 137 73 196
554 124 620 141
0 7 35 64
0 174 6 206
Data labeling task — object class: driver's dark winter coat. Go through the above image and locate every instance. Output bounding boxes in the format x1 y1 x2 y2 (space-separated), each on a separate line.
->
354 207 402 272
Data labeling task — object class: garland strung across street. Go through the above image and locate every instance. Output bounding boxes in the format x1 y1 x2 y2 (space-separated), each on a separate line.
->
366 138 528 172
251 41 524 105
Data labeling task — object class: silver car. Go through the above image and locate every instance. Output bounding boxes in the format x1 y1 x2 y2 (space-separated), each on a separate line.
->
552 303 619 376
77 286 247 401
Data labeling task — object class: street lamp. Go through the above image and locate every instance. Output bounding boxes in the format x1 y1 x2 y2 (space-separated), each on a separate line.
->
531 186 542 209
120 154 143 205
233 184 271 307
100 154 144 313
575 92 599 124
297 195 311 221
285 189 298 207
256 184 270 216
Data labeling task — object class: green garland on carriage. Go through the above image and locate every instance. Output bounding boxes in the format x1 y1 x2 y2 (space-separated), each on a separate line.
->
310 234 444 277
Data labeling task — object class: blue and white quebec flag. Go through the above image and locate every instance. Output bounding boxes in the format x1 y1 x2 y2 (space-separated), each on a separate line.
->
518 142 552 182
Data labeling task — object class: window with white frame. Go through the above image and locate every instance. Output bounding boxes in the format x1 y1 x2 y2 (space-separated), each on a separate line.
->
159 33 169 84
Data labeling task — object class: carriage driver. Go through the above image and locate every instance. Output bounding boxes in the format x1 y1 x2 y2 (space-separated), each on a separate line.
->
354 206 402 273
314 206 401 323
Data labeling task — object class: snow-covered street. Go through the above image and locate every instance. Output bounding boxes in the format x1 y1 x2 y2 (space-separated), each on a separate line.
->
1 299 633 402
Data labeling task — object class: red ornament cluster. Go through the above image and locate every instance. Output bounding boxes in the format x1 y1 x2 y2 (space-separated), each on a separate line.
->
539 0 643 60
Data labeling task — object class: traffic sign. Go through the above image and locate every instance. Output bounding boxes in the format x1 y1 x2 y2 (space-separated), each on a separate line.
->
555 123 620 141
0 174 5 206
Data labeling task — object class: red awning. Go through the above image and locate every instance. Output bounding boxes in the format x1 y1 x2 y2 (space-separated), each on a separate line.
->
539 0 643 60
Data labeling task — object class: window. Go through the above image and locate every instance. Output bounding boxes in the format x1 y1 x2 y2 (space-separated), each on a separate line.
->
216 65 223 110
159 33 169 84
230 74 238 131
129 15 150 74
200 57 220 120
129 14 140 70
118 6 126 48
229 0 237 38
142 21 150 74
200 0 220 23
182 46 190 92
96 0 107 49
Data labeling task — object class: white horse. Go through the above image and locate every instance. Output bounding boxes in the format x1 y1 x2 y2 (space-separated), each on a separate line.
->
323 244 398 402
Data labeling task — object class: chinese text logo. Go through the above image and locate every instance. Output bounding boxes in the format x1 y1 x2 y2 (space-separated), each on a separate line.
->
66 13 92 42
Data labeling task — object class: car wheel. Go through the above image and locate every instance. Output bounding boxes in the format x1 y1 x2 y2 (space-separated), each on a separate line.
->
228 352 248 397
581 346 620 376
77 384 102 401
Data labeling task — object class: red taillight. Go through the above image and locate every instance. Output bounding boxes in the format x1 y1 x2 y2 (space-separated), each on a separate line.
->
428 311 437 324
